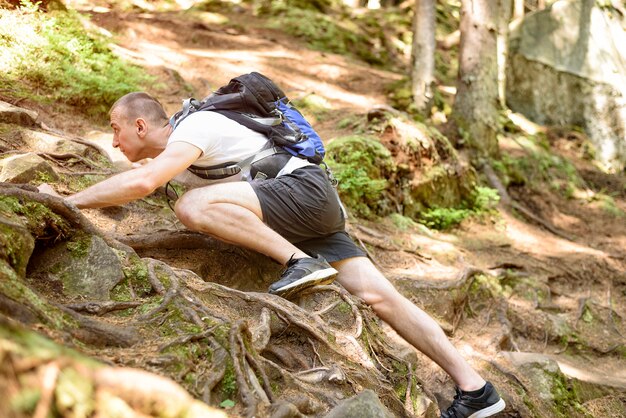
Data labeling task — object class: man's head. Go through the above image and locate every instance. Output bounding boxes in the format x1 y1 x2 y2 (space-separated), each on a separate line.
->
109 92 170 162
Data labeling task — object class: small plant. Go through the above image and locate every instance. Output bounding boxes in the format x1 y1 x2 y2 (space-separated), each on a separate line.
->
417 185 499 230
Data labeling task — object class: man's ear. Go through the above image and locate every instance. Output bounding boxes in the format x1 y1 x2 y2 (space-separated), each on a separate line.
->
135 118 148 138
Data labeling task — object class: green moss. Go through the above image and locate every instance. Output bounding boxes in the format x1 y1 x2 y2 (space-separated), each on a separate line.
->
417 185 499 230
493 140 584 197
10 388 41 415
220 362 237 398
66 233 91 259
65 173 106 192
0 8 153 121
548 371 591 417
326 135 395 218
337 301 351 314
0 196 71 239
259 6 389 66
115 254 153 298
0 217 34 277
55 367 95 417
0 260 78 331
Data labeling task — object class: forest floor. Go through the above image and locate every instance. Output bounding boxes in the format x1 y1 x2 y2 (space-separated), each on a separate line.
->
3 2 626 417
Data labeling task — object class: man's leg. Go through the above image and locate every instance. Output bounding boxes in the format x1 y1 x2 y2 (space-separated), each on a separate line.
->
174 182 307 264
331 256 485 392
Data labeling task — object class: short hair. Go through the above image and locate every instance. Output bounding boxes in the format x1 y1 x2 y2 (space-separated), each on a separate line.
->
110 92 168 126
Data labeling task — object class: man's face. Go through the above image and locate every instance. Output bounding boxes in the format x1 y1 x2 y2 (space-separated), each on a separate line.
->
110 107 144 162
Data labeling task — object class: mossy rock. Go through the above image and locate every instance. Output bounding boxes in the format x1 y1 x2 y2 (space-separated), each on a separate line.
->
0 214 34 278
326 135 396 218
28 234 125 300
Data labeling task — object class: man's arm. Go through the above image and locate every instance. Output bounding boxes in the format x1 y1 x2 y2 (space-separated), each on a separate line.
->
66 142 202 209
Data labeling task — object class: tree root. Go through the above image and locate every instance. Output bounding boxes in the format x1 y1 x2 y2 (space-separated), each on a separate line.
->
64 301 141 316
37 152 106 171
299 284 364 338
0 185 134 255
114 230 223 251
483 164 574 241
33 361 60 418
229 320 272 417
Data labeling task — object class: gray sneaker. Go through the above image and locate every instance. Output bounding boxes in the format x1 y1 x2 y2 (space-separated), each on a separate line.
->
268 255 338 298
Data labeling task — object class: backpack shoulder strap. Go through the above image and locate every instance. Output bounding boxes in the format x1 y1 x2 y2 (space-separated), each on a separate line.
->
188 146 285 180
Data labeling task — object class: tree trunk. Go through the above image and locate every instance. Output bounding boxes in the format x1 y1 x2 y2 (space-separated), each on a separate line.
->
410 0 436 117
498 0 512 107
513 0 524 19
452 0 501 158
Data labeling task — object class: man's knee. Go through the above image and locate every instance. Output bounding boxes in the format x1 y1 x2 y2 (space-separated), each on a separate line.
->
335 258 403 317
174 189 214 230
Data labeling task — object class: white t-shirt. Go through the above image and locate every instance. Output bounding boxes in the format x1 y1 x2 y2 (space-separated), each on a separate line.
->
167 111 312 182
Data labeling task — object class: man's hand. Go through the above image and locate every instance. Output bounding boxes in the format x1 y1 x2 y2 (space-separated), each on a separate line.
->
38 183 62 198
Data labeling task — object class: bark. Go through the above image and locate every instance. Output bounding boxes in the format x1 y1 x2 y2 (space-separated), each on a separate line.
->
497 0 513 107
452 0 501 158
410 0 436 116
513 0 524 19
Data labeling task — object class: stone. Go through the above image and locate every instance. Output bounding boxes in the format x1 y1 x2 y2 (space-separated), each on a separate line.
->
507 0 626 171
29 235 125 300
18 129 91 157
0 101 38 127
323 390 393 418
0 215 35 278
0 153 59 183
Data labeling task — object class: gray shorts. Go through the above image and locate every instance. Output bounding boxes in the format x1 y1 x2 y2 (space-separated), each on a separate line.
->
250 166 366 263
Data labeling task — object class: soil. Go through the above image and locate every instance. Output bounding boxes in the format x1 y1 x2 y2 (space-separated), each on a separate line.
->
3 2 626 417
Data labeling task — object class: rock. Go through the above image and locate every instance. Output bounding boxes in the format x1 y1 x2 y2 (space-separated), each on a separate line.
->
507 0 626 171
0 101 38 127
501 351 601 417
0 153 59 183
18 129 92 157
323 390 393 418
0 215 35 278
29 235 125 300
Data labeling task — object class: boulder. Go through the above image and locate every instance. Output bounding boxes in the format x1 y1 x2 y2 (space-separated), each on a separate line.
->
0 101 38 127
0 153 59 183
29 235 125 300
18 129 92 157
323 390 393 418
507 0 626 171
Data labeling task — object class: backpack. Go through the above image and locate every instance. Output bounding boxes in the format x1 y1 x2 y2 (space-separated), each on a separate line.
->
169 72 326 180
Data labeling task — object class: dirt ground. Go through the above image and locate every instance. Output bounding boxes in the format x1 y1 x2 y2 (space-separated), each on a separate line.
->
8 3 626 416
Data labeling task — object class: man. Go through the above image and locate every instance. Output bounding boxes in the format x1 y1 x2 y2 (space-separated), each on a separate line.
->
39 91 505 418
